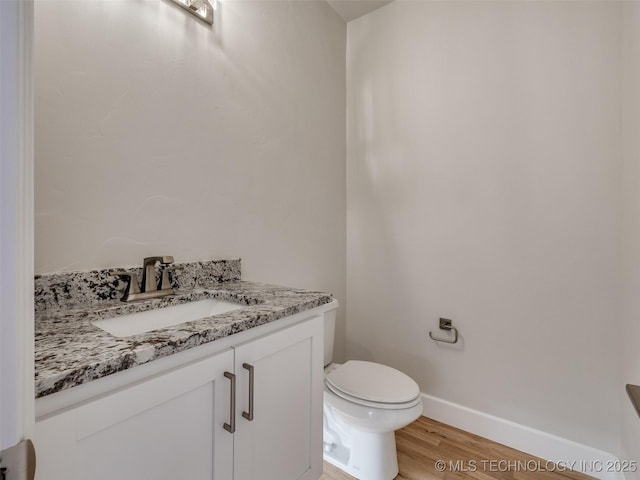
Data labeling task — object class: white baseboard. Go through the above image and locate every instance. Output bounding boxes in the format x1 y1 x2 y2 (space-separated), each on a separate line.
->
421 393 626 480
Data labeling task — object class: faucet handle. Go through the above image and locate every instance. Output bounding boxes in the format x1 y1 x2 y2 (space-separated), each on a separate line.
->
143 256 174 266
111 271 141 302
141 256 175 293
158 265 176 291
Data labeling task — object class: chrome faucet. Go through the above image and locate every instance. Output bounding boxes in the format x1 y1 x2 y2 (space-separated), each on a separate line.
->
112 256 175 302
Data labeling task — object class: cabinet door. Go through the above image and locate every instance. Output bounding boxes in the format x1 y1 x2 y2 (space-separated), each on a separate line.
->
233 316 323 480
34 348 235 480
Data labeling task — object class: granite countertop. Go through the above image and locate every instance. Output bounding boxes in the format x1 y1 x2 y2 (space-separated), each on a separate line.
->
35 261 333 399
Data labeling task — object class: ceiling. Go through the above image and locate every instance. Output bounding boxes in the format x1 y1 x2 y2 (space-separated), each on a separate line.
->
326 0 394 22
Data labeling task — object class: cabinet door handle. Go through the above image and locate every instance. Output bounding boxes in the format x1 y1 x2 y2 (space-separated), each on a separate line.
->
223 371 236 433
242 363 254 421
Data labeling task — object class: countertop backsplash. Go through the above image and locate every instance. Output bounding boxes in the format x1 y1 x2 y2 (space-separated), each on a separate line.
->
34 259 242 312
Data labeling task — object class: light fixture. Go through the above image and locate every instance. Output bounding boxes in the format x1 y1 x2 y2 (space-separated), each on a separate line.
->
169 0 214 25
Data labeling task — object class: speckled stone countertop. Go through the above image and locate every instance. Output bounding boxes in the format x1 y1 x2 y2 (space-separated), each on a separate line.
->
35 260 333 399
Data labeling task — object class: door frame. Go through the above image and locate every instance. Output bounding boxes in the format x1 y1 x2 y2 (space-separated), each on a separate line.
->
0 0 35 450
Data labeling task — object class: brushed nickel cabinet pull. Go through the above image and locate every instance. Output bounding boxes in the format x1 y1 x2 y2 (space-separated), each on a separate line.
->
224 371 236 433
242 363 255 421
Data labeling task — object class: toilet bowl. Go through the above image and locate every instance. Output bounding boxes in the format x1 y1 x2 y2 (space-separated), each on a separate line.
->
322 309 423 480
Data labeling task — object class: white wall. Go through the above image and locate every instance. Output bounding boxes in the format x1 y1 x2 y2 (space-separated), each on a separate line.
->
347 1 621 452
621 1 640 473
34 1 347 357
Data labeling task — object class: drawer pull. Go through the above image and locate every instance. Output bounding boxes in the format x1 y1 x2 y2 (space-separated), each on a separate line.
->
242 363 255 421
223 371 236 433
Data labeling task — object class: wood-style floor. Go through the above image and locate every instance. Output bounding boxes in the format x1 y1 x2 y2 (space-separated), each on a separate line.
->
320 416 594 480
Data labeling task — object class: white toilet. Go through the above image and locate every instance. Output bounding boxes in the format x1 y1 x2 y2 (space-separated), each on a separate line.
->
323 309 423 480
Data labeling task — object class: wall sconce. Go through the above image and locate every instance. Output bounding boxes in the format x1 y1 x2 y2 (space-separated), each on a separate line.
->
169 0 214 25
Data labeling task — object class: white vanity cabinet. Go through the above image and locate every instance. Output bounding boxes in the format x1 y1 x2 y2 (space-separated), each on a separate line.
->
34 314 324 480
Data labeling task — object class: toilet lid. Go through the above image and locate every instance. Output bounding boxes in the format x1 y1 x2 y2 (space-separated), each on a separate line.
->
325 360 420 405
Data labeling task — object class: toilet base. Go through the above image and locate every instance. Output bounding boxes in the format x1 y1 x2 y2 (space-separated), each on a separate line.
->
323 425 399 480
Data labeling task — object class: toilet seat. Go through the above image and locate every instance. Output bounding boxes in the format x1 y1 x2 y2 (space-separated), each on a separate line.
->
325 360 421 410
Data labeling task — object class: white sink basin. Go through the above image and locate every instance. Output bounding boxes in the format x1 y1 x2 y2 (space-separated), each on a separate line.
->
92 298 246 337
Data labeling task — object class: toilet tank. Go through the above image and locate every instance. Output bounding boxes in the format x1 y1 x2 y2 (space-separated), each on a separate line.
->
324 307 337 366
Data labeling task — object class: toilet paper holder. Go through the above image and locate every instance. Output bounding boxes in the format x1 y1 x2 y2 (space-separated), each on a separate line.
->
429 318 459 344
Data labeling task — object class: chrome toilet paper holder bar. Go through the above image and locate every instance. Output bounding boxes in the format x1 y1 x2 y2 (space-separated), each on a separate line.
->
627 384 640 418
429 318 459 344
